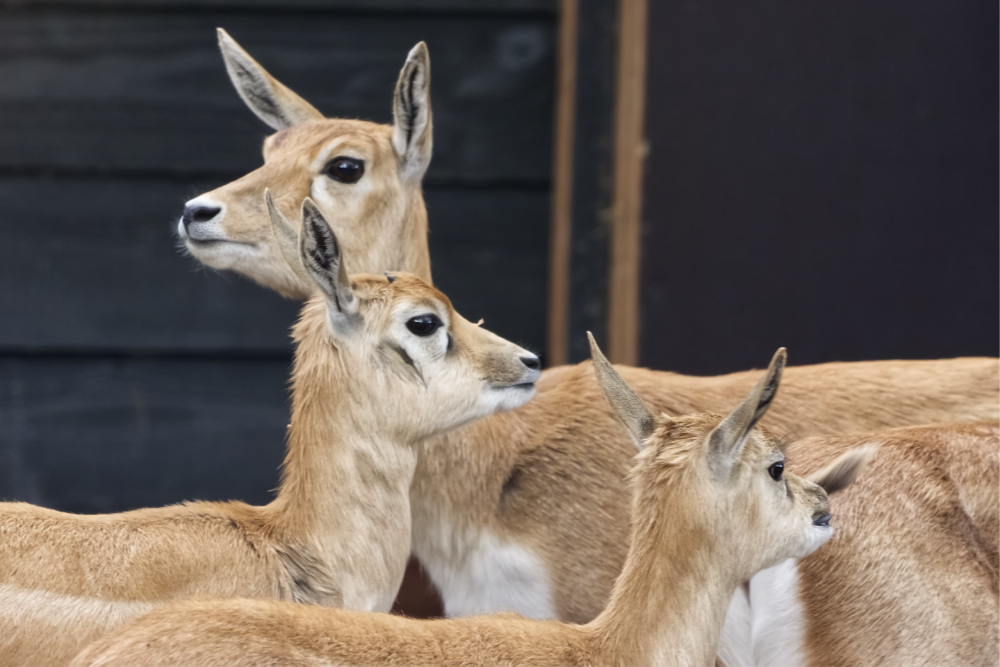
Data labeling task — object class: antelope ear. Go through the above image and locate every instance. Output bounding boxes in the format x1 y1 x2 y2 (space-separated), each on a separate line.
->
392 42 433 182
217 28 324 130
708 348 787 478
588 332 654 449
807 444 876 495
265 190 303 268
298 198 359 323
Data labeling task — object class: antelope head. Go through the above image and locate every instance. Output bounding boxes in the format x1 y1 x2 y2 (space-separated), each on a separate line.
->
589 336 850 583
279 197 540 440
179 29 433 299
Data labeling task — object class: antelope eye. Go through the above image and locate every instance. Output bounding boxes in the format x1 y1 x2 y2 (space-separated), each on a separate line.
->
322 157 365 184
768 461 784 481
406 314 442 337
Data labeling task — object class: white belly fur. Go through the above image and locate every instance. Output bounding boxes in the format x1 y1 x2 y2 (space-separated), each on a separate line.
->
419 531 556 619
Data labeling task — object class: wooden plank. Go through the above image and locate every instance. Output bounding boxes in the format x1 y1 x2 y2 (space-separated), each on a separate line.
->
606 0 646 365
561 0 618 362
0 177 549 354
425 187 550 357
12 0 557 11
639 0 999 374
0 177 301 352
546 0 579 367
0 11 554 184
0 355 290 514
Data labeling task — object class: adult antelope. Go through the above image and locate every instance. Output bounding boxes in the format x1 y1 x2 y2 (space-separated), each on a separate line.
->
186 29 1000 625
72 343 869 667
0 202 540 667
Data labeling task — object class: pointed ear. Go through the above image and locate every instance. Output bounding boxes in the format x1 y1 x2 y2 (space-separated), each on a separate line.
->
392 42 433 182
588 332 654 449
217 28 324 130
298 198 358 319
265 190 312 281
807 444 876 495
708 348 787 478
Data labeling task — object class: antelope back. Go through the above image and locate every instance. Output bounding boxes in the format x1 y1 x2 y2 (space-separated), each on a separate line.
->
178 30 433 299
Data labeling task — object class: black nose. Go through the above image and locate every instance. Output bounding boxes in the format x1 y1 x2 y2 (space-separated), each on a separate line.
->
520 355 541 371
182 204 222 229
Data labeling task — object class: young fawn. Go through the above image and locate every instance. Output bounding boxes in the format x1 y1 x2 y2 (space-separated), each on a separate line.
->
0 201 540 667
72 340 867 667
181 29 999 626
718 421 998 667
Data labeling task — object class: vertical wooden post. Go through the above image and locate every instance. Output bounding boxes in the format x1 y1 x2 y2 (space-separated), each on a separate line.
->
607 0 647 365
547 0 579 367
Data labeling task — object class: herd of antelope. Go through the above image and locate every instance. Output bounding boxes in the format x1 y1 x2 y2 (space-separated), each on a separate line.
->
0 29 996 667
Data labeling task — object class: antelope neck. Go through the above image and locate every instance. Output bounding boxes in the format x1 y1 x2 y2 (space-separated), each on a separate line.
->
588 485 742 667
270 346 418 612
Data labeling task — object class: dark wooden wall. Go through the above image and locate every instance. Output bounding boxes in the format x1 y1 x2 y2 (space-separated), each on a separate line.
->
640 0 998 375
0 1 556 514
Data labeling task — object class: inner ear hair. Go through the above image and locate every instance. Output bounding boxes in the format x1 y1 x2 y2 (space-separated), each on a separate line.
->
392 41 433 177
217 28 323 131
298 198 356 315
587 332 654 448
708 347 788 476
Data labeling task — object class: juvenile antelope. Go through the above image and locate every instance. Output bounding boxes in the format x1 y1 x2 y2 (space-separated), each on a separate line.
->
718 420 999 667
0 202 540 667
186 29 1000 625
72 342 866 667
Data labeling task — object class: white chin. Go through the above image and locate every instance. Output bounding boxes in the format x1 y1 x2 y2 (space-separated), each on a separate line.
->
494 384 536 412
802 525 834 557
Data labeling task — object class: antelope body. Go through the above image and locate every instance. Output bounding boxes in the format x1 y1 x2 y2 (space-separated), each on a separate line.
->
0 203 540 666
191 30 1000 627
72 344 860 667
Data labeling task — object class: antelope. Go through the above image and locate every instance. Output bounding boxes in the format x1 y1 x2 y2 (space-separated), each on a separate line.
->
718 420 999 667
184 28 1000 627
0 201 541 667
178 29 432 298
71 342 869 667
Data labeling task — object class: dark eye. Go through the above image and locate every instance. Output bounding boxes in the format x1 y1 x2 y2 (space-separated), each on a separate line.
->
768 461 785 481
406 314 442 337
322 157 365 184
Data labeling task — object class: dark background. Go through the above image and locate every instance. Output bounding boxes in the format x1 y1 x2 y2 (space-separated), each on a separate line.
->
640 0 999 374
0 0 996 520
0 1 556 513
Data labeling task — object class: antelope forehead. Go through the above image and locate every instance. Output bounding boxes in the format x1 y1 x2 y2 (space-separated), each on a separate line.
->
390 299 449 327
308 136 378 174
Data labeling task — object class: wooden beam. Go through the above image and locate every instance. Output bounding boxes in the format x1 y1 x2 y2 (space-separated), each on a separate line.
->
607 0 647 365
547 0 579 366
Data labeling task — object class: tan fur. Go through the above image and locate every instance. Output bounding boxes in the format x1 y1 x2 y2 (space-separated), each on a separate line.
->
181 32 432 298
0 246 539 666
72 355 838 667
789 422 999 666
191 33 1000 627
